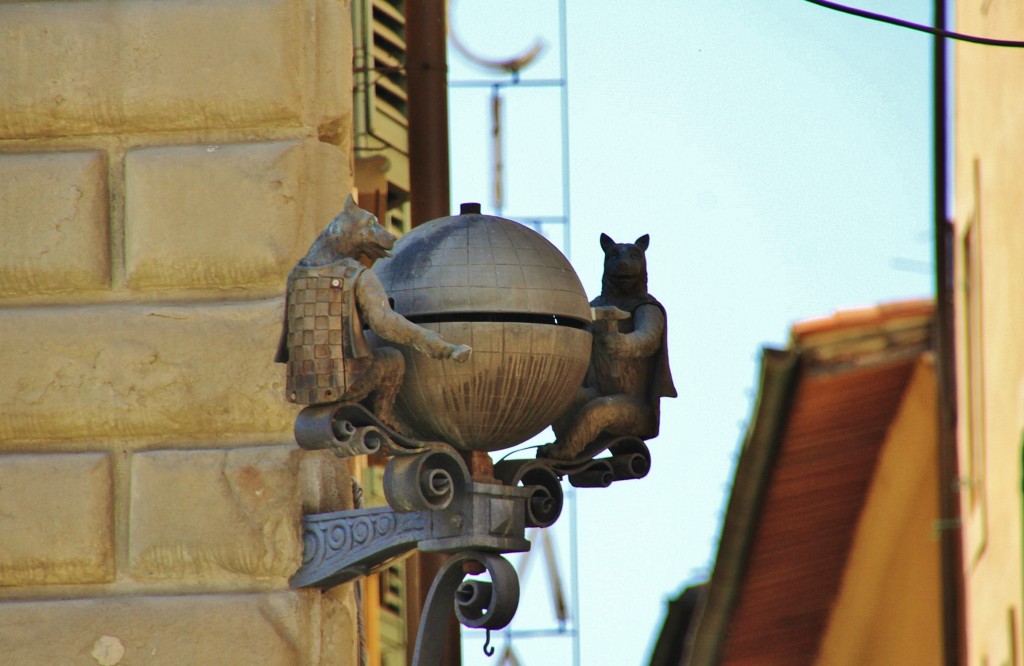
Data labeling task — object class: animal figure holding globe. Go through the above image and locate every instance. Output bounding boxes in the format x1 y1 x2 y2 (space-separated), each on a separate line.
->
283 209 671 666
275 196 470 429
542 233 677 461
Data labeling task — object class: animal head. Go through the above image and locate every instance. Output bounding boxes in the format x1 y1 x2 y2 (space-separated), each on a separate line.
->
301 195 396 266
599 233 650 297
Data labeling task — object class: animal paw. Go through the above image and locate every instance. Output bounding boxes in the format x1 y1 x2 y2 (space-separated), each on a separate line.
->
601 331 630 356
450 344 472 363
536 442 579 462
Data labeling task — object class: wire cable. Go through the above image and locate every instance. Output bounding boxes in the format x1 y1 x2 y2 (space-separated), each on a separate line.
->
496 444 544 464
806 0 1024 47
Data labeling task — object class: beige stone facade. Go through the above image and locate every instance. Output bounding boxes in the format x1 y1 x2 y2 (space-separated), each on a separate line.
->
0 0 361 662
954 2 1024 663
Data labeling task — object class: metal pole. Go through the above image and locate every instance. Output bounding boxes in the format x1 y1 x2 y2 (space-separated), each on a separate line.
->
932 1 964 664
492 85 504 215
558 0 572 258
569 487 581 666
406 8 461 661
559 3 579 662
407 0 452 226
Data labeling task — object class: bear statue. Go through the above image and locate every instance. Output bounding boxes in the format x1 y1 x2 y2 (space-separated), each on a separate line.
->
275 195 471 429
540 233 676 461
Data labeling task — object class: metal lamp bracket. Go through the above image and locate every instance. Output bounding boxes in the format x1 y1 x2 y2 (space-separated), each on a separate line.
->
289 402 651 665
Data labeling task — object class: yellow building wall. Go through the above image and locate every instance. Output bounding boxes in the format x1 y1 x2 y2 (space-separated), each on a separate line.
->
0 0 362 663
954 2 1024 665
814 357 943 666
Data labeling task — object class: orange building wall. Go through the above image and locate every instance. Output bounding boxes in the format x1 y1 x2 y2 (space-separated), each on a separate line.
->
815 358 943 665
954 2 1024 664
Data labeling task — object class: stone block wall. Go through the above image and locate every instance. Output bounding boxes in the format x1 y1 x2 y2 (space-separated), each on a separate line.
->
0 0 360 662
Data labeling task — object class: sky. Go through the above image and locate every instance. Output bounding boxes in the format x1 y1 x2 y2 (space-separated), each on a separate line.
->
444 1 935 663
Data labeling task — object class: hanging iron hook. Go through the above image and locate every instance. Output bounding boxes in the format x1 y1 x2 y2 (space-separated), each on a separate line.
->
483 629 495 657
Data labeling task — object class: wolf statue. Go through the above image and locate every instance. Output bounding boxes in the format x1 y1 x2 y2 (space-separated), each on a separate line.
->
275 195 471 428
541 233 676 461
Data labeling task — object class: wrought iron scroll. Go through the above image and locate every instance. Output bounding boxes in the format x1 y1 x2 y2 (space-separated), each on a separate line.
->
412 551 521 665
291 412 654 664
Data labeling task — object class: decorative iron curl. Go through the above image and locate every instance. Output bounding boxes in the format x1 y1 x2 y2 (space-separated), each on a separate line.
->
293 404 384 458
294 402 457 459
565 436 652 488
384 449 471 512
412 552 520 666
493 460 564 528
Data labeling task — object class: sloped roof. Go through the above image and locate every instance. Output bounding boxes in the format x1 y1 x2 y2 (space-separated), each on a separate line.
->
683 299 934 665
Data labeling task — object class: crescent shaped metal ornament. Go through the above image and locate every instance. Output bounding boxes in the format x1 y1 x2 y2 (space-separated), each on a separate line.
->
447 0 545 74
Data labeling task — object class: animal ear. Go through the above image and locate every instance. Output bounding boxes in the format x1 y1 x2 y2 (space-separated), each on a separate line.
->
600 233 615 252
634 234 650 251
344 194 358 214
